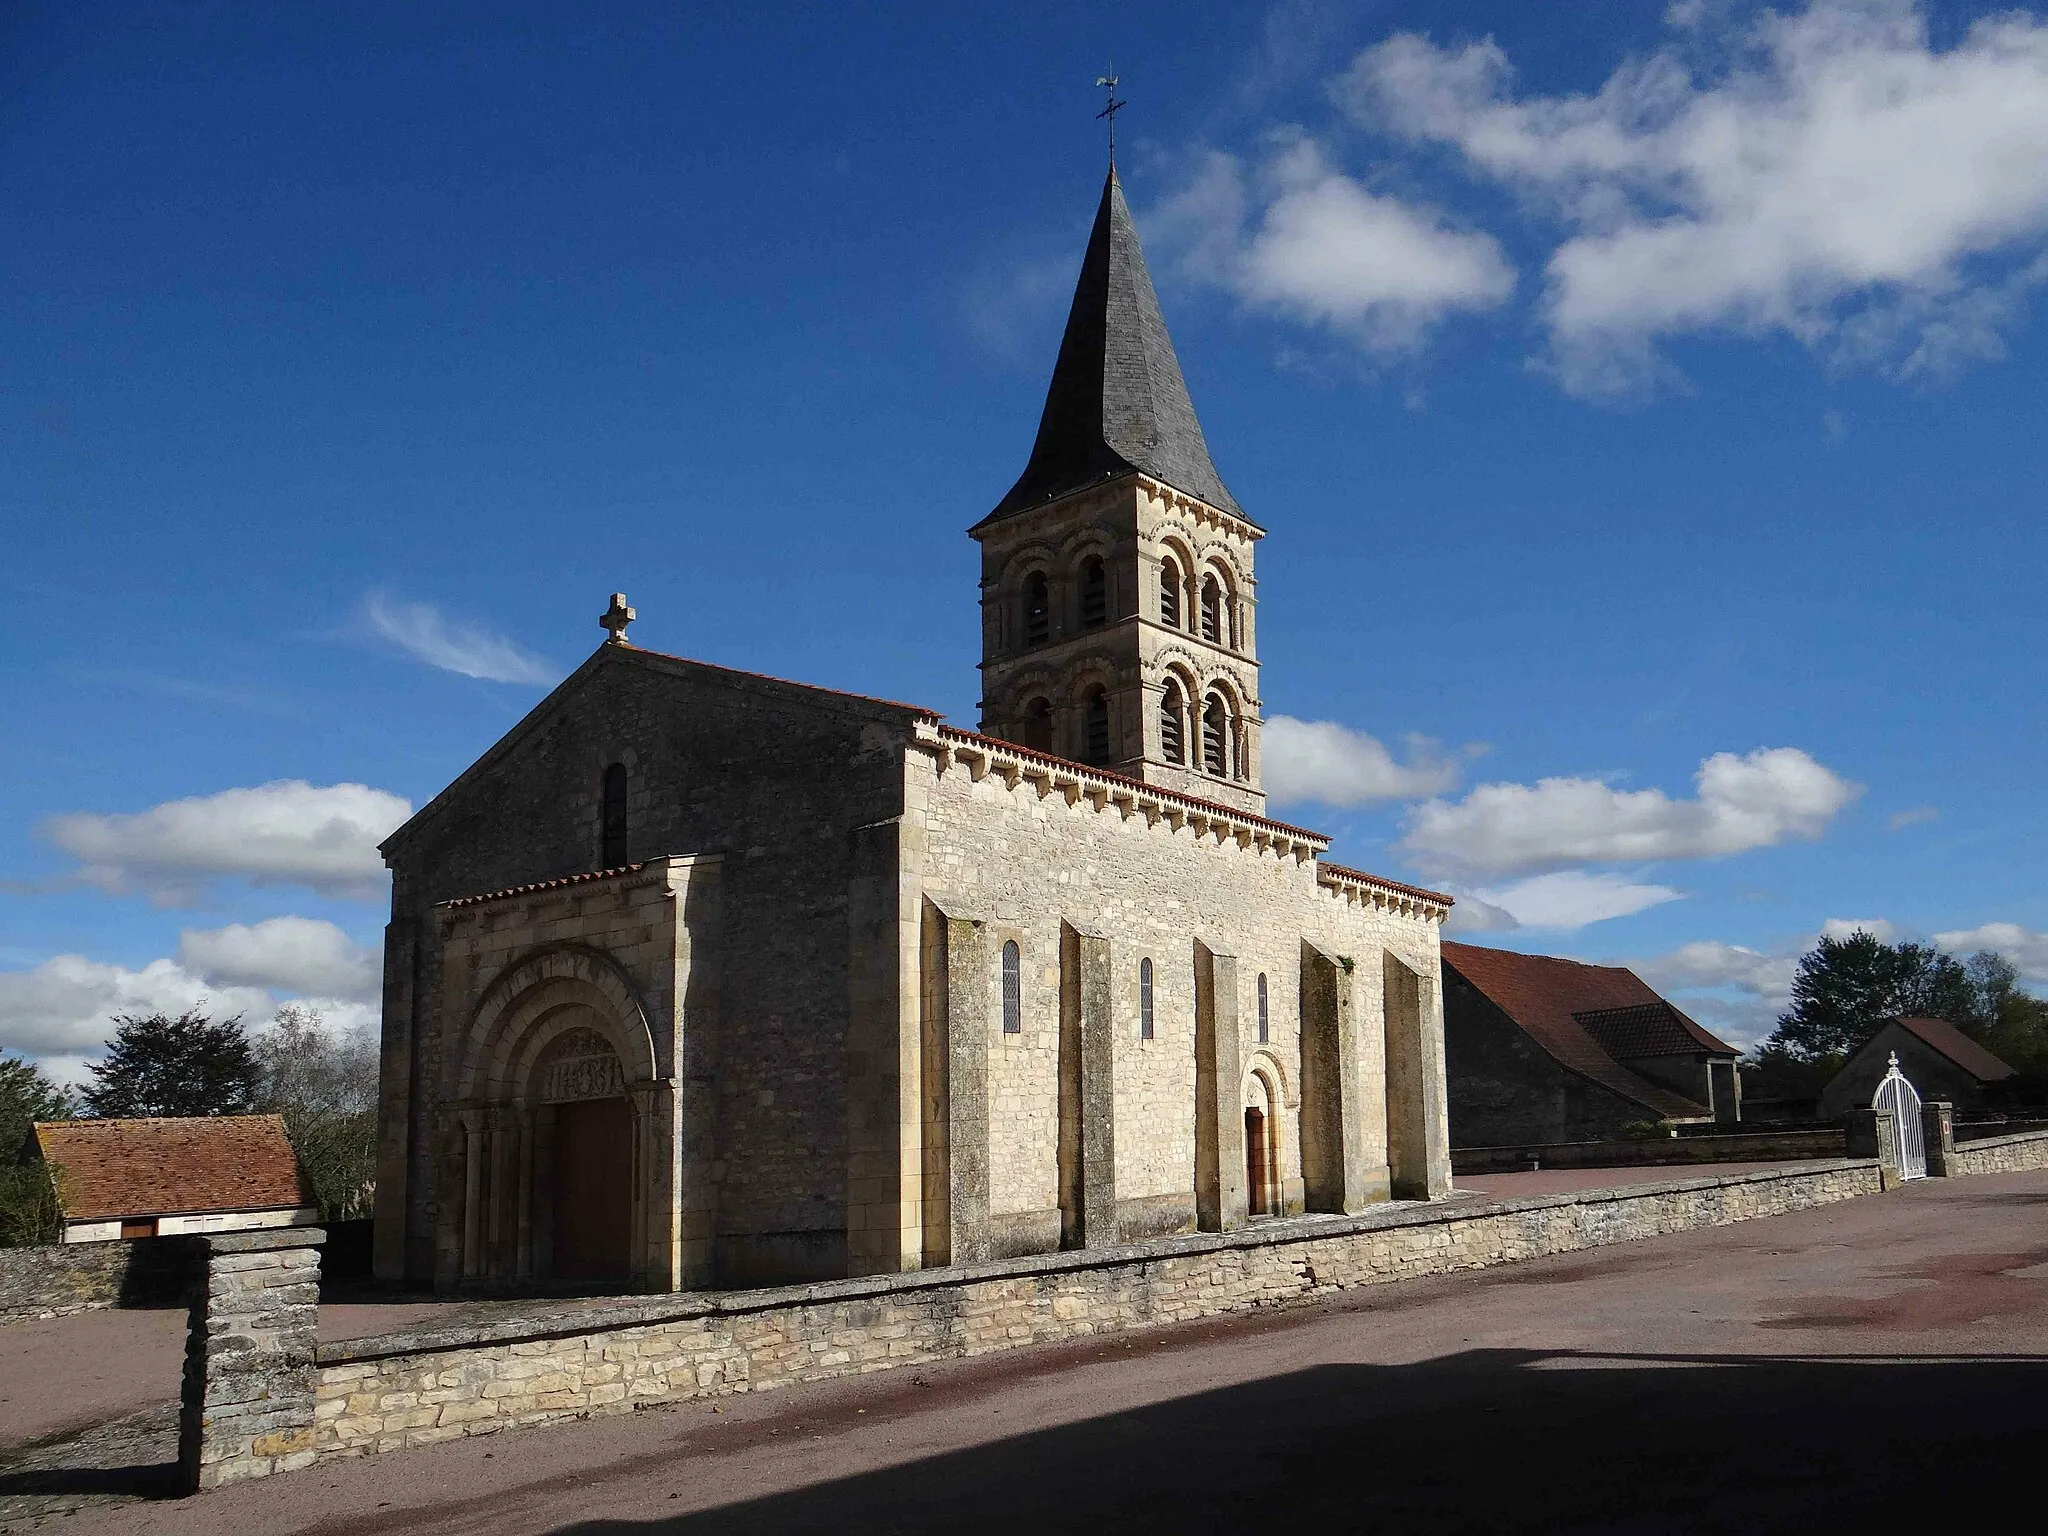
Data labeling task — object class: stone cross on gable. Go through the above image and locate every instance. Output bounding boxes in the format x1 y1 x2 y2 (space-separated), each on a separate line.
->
600 592 635 645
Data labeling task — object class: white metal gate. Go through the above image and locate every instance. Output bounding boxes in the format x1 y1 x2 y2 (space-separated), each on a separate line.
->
1873 1053 1926 1181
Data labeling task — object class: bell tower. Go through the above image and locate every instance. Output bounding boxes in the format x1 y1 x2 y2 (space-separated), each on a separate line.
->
971 168 1265 817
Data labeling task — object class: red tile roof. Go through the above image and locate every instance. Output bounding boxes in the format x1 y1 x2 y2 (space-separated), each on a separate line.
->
31 1115 311 1222
1441 942 1736 1120
1890 1016 2016 1083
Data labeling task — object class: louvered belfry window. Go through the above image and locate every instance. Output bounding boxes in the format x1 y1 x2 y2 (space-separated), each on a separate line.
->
1024 572 1051 646
1200 574 1222 644
1002 941 1022 1034
1159 681 1185 765
1080 557 1107 629
1202 693 1228 776
1020 697 1053 754
601 763 628 867
1159 558 1181 628
1083 687 1110 766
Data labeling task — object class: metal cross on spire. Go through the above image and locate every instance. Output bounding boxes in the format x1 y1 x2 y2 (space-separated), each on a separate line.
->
1095 71 1126 166
599 592 635 645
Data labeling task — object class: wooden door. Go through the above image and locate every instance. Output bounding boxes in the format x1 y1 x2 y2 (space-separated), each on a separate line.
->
552 1096 633 1283
1245 1107 1269 1216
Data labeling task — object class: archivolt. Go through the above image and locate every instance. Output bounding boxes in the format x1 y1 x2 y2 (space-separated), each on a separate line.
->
455 943 658 1103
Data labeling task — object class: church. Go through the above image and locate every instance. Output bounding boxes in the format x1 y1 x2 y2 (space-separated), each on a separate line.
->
370 169 1455 1294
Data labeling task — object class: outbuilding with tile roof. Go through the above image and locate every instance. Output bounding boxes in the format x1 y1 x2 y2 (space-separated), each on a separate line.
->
1441 942 1742 1147
26 1114 317 1244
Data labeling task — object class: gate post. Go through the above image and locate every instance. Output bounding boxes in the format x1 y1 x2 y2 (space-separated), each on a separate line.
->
1844 1109 1903 1188
1921 1101 1955 1176
179 1226 325 1490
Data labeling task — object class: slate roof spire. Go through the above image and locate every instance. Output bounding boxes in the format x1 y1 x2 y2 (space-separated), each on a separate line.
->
983 167 1243 524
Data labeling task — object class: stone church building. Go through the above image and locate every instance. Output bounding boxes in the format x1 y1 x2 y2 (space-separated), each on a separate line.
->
370 169 1454 1294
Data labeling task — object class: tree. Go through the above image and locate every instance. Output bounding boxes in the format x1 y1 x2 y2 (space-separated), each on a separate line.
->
0 1054 72 1157
256 1005 379 1222
0 1055 71 1246
1969 951 2048 1078
1766 930 1977 1064
80 1009 260 1119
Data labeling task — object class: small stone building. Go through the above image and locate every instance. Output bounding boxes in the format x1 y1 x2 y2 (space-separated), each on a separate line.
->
1442 942 1741 1147
28 1115 317 1243
371 169 1456 1295
1818 1017 2016 1119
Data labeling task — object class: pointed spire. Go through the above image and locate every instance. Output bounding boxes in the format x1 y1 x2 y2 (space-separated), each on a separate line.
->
983 168 1242 524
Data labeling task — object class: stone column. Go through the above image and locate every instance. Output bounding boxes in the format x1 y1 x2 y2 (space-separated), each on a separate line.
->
1300 941 1379 1212
179 1226 326 1491
1384 950 1452 1201
921 897 992 1267
1922 1101 1955 1176
1193 940 1247 1233
1059 922 1116 1249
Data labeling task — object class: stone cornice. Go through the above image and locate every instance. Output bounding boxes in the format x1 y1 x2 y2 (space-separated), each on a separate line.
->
915 722 1327 862
1135 474 1266 542
1316 862 1455 924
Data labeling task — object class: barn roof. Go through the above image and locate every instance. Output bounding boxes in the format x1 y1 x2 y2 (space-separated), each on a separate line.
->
1441 942 1737 1120
1887 1016 2016 1083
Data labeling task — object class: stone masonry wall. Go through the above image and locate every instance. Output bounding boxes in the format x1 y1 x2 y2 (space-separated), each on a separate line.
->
904 743 1441 1246
312 1160 1877 1460
1943 1126 2048 1177
0 1235 187 1324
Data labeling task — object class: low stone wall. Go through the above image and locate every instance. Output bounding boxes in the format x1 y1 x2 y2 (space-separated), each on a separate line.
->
312 1160 1880 1459
1943 1126 2048 1177
1452 1129 1844 1175
0 1236 188 1324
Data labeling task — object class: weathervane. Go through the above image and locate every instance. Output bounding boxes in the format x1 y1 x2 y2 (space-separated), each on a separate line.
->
1095 71 1126 166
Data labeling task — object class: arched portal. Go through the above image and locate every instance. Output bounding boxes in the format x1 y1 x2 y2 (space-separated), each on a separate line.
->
443 944 669 1294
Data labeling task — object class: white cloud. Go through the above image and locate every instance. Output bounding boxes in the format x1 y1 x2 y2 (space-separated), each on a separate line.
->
1262 716 1463 805
1158 139 1514 349
1887 805 1939 830
363 591 559 686
1400 746 1859 879
1345 2 2048 392
1935 921 2048 983
40 780 410 905
1467 870 1684 930
0 937 382 1074
177 917 381 1002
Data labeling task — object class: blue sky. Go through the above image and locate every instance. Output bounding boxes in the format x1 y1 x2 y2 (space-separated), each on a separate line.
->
5 0 2046 1071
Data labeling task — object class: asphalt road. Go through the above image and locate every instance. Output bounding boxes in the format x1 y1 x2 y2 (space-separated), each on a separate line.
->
13 1167 2048 1534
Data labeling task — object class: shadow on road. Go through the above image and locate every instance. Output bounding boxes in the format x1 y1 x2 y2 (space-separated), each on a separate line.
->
563 1349 2048 1535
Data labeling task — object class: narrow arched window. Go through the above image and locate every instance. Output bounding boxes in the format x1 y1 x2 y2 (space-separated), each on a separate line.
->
1002 941 1021 1035
1257 973 1269 1044
1159 680 1185 766
1080 556 1107 629
1200 573 1223 644
1083 686 1110 766
1159 557 1181 628
1023 572 1051 647
600 762 628 867
1202 692 1229 776
1140 957 1154 1040
1020 696 1053 754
